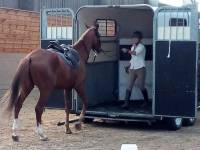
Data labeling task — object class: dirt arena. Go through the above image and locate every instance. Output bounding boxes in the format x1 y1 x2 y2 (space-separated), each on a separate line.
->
0 91 200 150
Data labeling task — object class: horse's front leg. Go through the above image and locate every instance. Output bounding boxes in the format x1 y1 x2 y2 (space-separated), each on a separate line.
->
64 89 72 134
75 84 87 130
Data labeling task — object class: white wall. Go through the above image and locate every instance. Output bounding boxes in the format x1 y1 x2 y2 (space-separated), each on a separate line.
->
77 6 154 100
77 6 154 62
78 7 153 38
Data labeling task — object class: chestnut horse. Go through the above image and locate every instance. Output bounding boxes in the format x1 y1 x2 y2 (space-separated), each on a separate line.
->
2 24 102 141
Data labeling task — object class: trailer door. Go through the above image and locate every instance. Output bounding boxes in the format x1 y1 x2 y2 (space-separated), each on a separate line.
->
153 6 198 117
40 8 75 109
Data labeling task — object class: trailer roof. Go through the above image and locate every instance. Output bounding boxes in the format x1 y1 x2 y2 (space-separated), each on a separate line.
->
76 4 156 18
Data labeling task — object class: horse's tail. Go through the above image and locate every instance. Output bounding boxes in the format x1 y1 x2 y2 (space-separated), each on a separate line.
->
2 58 31 113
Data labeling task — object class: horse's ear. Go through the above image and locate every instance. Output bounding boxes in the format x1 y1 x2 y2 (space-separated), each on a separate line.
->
94 23 99 30
85 23 90 29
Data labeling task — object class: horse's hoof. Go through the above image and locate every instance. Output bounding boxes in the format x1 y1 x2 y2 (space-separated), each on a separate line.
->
57 121 65 126
12 135 19 142
65 129 72 134
40 136 48 141
74 122 82 130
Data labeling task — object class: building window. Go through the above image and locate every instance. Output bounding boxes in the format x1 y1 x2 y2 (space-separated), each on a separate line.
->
96 19 116 37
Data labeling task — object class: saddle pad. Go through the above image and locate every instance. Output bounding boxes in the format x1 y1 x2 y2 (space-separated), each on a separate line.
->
47 48 80 69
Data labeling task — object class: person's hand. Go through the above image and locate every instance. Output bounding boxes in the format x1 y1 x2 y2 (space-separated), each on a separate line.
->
128 50 136 55
124 65 130 74
121 48 129 53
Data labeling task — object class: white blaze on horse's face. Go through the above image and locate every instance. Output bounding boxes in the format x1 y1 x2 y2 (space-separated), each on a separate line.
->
36 124 48 141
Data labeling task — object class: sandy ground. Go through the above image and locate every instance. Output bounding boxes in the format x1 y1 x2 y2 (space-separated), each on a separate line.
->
0 92 200 150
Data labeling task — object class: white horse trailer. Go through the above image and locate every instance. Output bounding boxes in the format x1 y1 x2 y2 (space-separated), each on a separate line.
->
72 4 199 130
41 4 198 130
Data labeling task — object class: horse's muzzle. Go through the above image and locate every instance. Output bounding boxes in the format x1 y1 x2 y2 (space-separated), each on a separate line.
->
97 48 104 53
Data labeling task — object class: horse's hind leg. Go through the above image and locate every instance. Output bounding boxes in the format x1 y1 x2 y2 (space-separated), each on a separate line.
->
75 84 87 130
12 85 34 141
64 89 72 134
35 88 51 141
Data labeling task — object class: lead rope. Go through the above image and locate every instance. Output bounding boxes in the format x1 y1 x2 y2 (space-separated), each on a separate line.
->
167 9 172 59
93 52 97 62
167 41 171 58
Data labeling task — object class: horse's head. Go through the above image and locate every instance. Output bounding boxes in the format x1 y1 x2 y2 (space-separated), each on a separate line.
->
85 24 102 54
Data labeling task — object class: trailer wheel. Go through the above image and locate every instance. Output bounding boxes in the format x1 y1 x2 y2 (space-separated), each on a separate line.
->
83 118 93 123
166 117 183 130
183 118 196 126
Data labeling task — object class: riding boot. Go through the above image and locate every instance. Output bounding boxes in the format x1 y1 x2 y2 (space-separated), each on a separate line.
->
141 88 149 107
121 89 131 109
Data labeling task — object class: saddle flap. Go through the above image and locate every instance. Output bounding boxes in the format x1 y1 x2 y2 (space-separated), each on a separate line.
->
64 47 80 62
47 41 80 68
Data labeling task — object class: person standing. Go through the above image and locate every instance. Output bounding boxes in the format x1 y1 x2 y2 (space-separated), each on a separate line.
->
121 31 149 108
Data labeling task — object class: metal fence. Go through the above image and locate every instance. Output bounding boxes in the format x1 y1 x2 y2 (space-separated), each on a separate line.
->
41 8 74 40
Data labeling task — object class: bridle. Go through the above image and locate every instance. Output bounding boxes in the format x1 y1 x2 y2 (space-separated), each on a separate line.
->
80 32 114 63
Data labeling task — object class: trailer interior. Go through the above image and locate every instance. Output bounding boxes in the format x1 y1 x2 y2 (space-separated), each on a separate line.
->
75 5 154 119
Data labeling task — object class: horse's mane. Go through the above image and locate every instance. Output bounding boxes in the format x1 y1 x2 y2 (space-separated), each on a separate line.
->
77 27 95 42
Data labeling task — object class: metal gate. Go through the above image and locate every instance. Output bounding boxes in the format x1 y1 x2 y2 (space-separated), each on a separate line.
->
40 8 74 48
153 5 198 118
40 7 74 108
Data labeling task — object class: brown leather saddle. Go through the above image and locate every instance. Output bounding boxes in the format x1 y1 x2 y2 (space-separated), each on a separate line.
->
47 41 80 68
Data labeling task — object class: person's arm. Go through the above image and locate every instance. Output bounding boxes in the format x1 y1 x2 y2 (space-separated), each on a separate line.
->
121 48 130 53
128 44 144 56
128 50 136 55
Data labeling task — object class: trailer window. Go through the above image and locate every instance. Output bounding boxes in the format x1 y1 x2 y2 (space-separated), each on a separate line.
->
169 18 187 26
96 19 116 37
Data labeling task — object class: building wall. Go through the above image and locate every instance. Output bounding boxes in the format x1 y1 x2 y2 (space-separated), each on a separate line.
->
19 0 40 11
0 53 39 97
0 0 159 11
94 0 145 5
0 0 19 9
0 8 40 53
40 0 95 11
147 0 159 6
0 7 40 95
0 53 26 90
